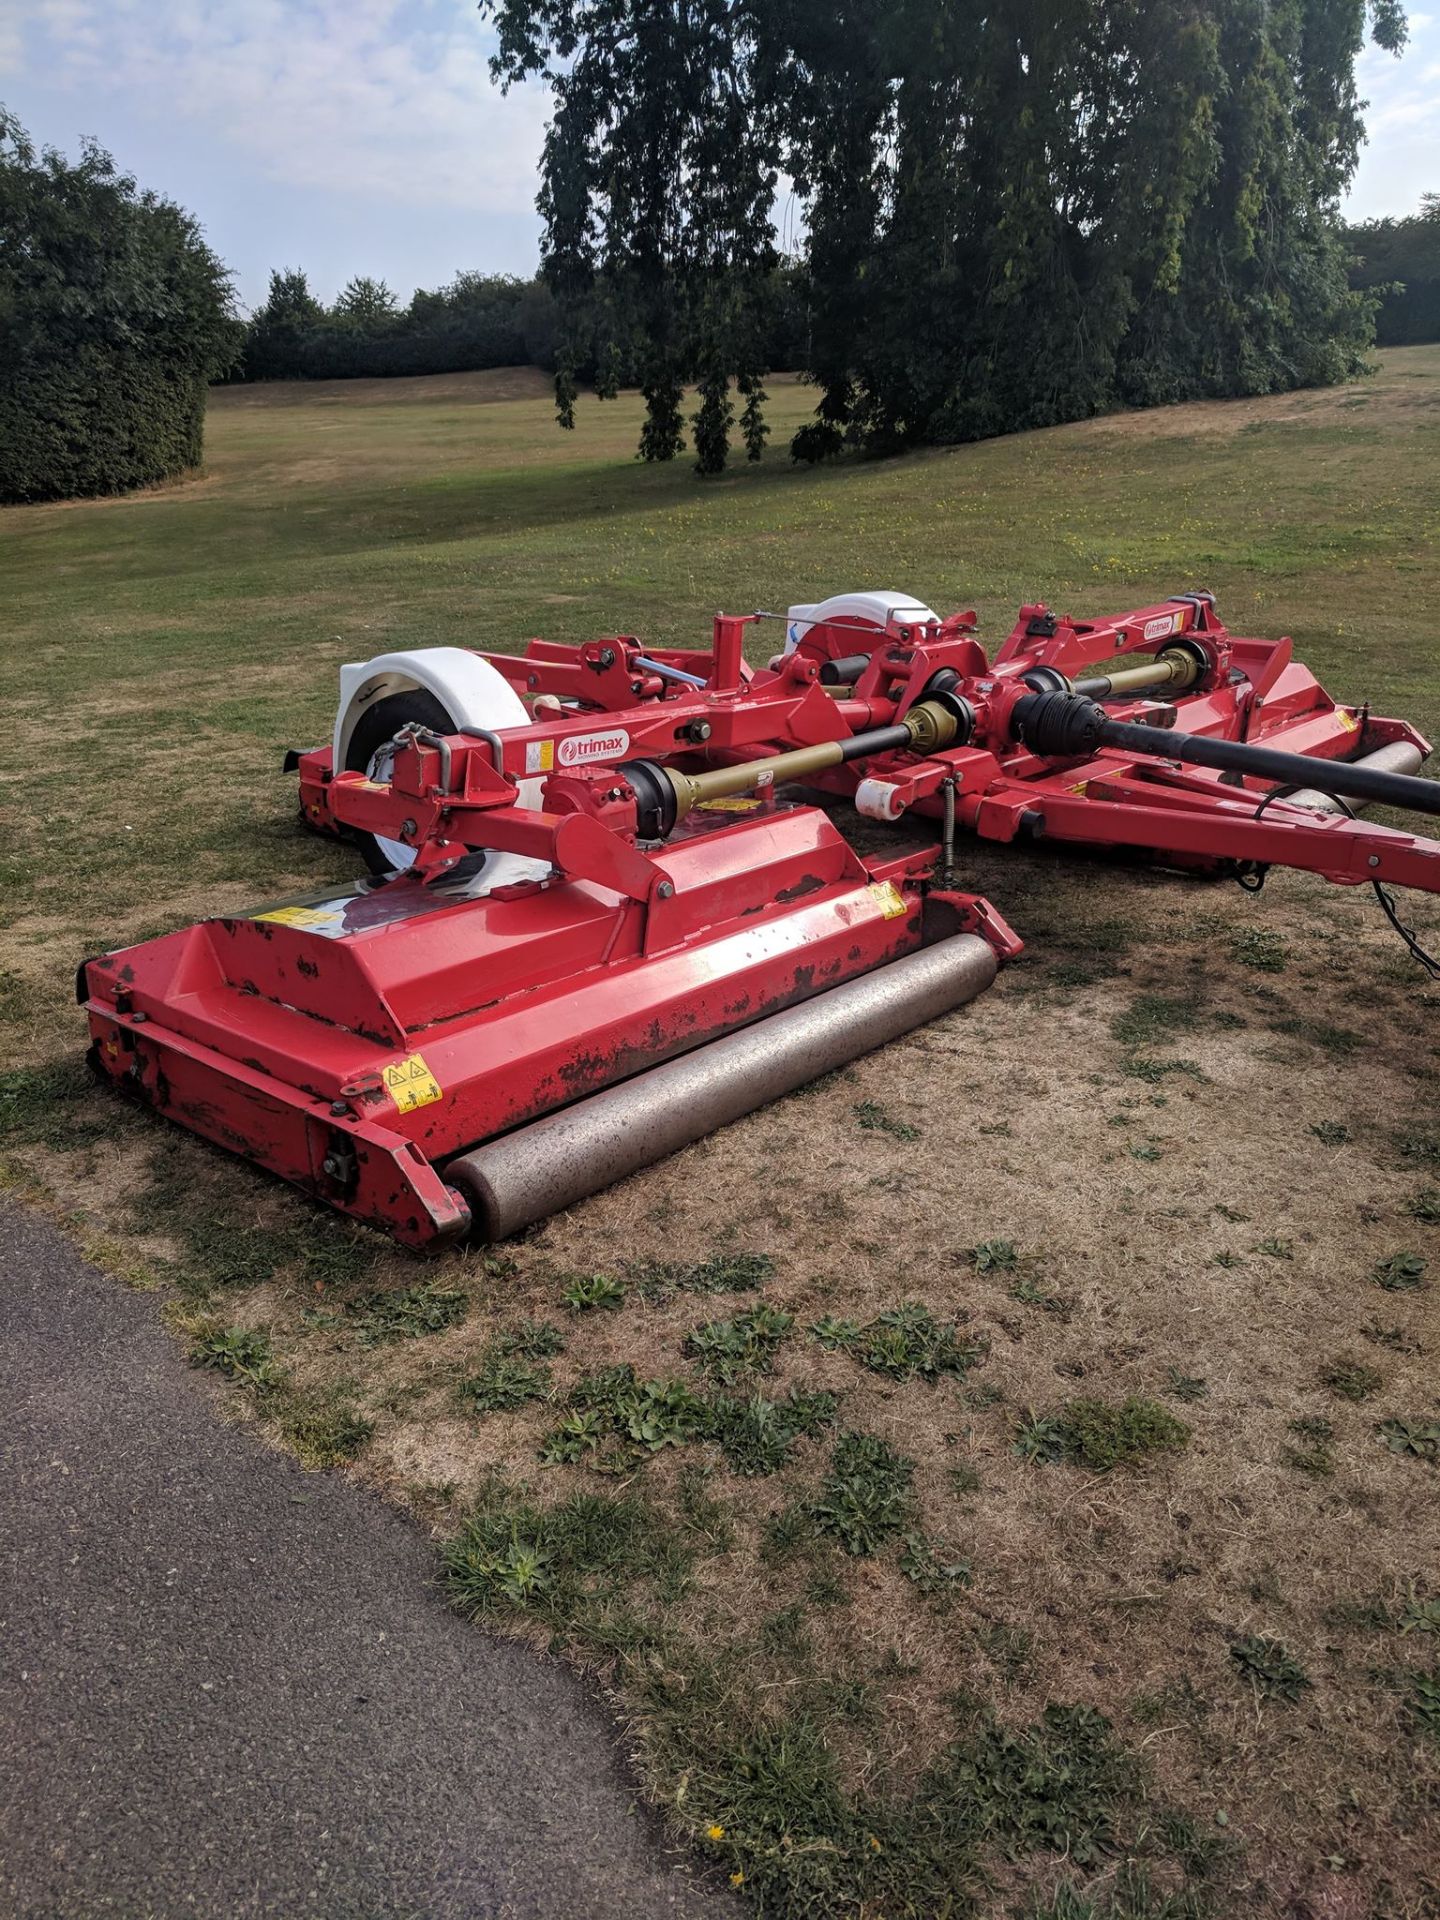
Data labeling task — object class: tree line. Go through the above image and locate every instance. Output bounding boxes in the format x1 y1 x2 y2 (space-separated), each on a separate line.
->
231 261 809 383
1343 196 1440 345
480 0 1412 473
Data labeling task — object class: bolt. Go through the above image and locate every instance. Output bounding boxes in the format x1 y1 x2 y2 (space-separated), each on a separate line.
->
656 880 675 901
131 1011 148 1024
686 719 712 744
1369 854 1381 868
329 1100 349 1117
400 818 417 841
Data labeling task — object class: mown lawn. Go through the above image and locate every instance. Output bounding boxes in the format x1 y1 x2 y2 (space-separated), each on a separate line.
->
3 352 1440 1919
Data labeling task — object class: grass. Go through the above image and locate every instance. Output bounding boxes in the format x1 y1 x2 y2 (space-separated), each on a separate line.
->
6 350 1440 1915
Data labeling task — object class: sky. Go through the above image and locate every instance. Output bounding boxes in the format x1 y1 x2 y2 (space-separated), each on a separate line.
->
2 0 1437 315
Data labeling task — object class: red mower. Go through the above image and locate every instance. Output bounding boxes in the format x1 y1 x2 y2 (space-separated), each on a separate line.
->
80 588 1439 1248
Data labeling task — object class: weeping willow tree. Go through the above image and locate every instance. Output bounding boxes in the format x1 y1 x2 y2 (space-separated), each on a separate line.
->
482 0 1407 473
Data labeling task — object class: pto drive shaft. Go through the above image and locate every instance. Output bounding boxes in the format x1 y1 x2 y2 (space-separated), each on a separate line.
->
1012 691 1440 819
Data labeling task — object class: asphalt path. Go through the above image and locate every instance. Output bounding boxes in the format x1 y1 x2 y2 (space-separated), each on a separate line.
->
0 1199 735 1920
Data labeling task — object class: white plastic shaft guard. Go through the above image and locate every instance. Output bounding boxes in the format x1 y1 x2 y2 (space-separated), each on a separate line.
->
855 777 905 822
333 646 547 888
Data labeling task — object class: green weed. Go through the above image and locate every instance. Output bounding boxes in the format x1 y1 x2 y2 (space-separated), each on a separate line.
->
1122 1057 1205 1084
966 1238 1019 1272
853 1099 921 1141
898 1531 973 1599
499 1318 566 1358
1229 1634 1310 1702
188 1322 282 1392
442 1483 689 1625
1400 1593 1440 1635
1361 1320 1420 1352
812 1301 988 1383
540 1366 708 1465
344 1281 467 1346
1319 1356 1382 1400
1165 1369 1209 1404
707 1388 838 1476
1273 1017 1362 1055
457 1349 553 1415
561 1272 626 1312
275 1388 374 1469
1232 927 1288 973
811 1313 863 1350
1407 1670 1440 1744
1011 1276 1074 1315
1284 1415 1336 1477
1016 1398 1191 1472
1374 1251 1427 1291
686 1303 793 1384
811 1430 917 1554
627 1250 774 1301
1376 1416 1440 1464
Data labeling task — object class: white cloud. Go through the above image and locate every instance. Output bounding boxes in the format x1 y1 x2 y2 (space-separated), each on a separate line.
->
6 0 549 212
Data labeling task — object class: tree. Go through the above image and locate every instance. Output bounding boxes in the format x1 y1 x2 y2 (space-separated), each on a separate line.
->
242 268 326 380
333 275 400 331
480 0 1409 471
0 109 238 503
485 0 785 472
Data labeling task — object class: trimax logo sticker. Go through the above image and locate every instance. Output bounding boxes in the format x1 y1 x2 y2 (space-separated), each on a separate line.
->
558 728 631 767
382 1052 443 1113
1143 611 1183 642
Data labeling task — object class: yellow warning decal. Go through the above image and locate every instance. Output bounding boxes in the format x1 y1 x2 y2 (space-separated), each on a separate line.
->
254 904 346 932
1067 782 1089 796
525 739 555 774
699 796 763 813
868 880 909 920
1337 709 1360 733
382 1052 443 1113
